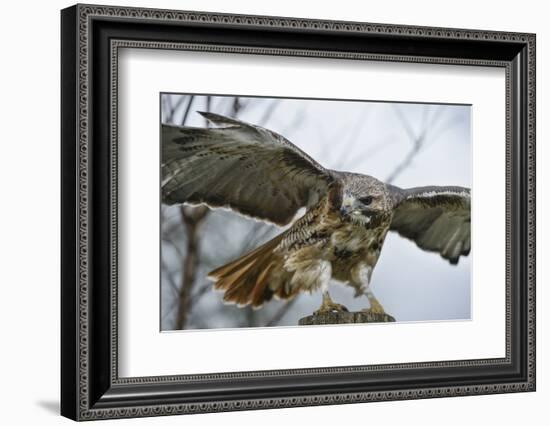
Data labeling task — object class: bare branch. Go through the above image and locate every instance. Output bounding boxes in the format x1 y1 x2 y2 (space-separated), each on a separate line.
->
384 140 423 184
164 95 187 124
265 298 298 326
230 96 242 117
161 259 179 296
190 282 213 305
280 109 306 136
172 96 212 330
161 234 185 261
257 100 279 126
385 105 431 184
174 205 210 330
180 95 195 125
333 109 371 167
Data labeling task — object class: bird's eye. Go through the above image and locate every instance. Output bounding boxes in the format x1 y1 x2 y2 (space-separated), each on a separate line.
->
359 196 374 206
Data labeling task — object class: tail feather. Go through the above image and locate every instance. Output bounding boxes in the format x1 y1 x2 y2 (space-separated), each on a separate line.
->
250 262 275 307
210 248 264 290
208 235 288 308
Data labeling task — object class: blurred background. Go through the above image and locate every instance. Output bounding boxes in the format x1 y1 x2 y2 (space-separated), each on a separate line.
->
160 94 471 331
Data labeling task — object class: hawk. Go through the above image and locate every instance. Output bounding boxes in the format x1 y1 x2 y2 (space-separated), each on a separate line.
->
162 111 471 316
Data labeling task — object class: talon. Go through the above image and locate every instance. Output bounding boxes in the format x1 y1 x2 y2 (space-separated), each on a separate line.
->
314 291 348 315
314 303 348 315
361 307 385 315
361 299 385 315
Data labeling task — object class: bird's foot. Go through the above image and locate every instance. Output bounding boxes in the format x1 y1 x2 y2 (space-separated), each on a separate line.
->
314 301 349 315
361 299 386 315
314 291 349 315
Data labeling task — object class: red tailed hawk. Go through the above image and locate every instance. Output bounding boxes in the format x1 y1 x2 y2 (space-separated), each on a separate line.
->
162 112 470 316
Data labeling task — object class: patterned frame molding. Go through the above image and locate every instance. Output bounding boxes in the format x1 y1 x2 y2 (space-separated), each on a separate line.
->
61 3 536 421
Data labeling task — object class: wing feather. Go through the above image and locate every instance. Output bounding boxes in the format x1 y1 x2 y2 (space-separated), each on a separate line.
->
162 112 333 225
389 185 471 264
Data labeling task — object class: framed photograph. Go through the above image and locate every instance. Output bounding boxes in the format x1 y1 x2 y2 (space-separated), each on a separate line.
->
61 4 536 421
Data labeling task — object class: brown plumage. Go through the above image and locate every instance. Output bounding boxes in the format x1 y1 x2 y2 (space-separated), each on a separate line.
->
162 112 471 314
209 234 289 307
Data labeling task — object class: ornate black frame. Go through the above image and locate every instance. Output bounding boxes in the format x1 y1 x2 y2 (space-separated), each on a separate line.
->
61 4 536 421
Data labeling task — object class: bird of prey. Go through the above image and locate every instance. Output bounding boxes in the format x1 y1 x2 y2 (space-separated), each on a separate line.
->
162 111 471 316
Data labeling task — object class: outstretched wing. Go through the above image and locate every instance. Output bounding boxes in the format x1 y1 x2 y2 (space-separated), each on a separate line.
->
162 112 334 226
388 185 471 264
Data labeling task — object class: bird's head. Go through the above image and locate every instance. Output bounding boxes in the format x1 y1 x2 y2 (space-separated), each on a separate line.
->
329 173 391 227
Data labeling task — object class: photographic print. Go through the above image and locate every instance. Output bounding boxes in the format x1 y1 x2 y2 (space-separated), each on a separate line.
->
160 94 471 331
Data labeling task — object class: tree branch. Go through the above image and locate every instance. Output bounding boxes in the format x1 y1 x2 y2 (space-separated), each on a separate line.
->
174 205 209 330
180 95 195 126
385 105 436 184
265 298 298 327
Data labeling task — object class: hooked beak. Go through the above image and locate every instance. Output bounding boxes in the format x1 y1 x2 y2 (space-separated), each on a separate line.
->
341 204 373 219
340 205 351 216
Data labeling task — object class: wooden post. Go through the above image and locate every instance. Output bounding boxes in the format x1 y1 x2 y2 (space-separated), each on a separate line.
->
298 311 395 325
